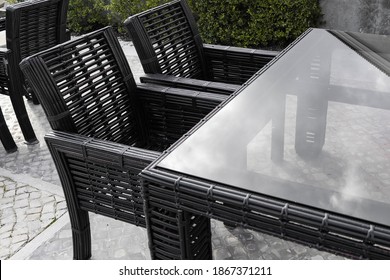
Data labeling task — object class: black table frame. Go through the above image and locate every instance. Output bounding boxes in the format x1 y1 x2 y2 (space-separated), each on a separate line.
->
140 29 390 260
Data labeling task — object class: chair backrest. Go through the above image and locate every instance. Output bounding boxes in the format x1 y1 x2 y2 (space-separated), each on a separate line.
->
125 0 210 80
6 0 69 98
20 27 144 145
6 0 69 61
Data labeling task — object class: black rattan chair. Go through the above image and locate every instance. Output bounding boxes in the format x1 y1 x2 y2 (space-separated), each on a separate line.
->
125 0 279 95
0 0 69 144
0 105 17 153
20 26 226 259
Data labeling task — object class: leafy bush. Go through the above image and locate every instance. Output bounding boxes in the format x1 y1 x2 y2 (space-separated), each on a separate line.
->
187 0 322 49
67 0 111 34
66 0 171 34
16 0 321 47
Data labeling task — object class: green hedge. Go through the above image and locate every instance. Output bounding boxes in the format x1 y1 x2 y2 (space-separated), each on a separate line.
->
66 0 171 34
67 0 111 34
187 0 322 49
14 0 321 48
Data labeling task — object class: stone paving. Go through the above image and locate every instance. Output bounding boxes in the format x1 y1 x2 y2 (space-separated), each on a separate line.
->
0 174 66 259
0 39 346 260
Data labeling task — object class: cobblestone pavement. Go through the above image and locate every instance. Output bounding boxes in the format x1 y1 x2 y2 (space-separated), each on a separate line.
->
0 39 346 260
0 172 66 259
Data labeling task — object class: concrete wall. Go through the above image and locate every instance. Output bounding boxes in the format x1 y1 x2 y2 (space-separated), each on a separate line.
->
320 0 390 34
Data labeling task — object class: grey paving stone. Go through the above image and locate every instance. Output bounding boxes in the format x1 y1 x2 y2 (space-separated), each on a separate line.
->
41 196 55 204
0 237 11 247
25 207 41 215
0 202 13 210
14 199 29 208
29 199 42 208
1 215 16 225
12 234 28 244
12 227 28 236
58 229 72 239
0 224 13 234
4 189 16 197
10 241 27 255
25 213 40 221
0 249 10 259
42 202 55 214
15 192 29 201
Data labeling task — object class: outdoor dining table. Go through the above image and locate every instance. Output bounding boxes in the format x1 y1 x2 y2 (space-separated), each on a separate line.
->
141 28 390 259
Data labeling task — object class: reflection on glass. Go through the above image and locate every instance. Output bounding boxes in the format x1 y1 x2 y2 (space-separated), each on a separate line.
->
159 29 390 226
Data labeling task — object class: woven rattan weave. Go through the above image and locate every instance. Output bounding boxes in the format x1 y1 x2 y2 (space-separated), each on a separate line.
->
20 26 226 259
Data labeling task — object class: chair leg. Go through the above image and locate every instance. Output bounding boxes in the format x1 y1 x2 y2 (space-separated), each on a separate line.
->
8 81 38 144
25 86 40 105
69 209 92 260
31 94 40 105
0 107 17 153
7 51 38 144
45 139 92 259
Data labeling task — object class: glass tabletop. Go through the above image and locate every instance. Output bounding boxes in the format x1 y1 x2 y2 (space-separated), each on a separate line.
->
158 28 390 227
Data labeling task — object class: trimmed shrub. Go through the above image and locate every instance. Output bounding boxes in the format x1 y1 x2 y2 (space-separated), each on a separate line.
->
187 0 322 49
67 0 111 34
11 0 322 46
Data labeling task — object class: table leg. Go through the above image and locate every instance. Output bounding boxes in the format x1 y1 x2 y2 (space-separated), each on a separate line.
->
142 179 213 260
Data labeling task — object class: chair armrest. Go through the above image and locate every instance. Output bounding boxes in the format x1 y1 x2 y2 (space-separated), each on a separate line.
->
203 44 279 85
45 130 161 226
136 83 227 147
45 131 160 174
140 73 240 95
0 17 5 32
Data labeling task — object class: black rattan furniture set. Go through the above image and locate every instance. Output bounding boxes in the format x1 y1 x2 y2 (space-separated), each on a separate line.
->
3 0 390 260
